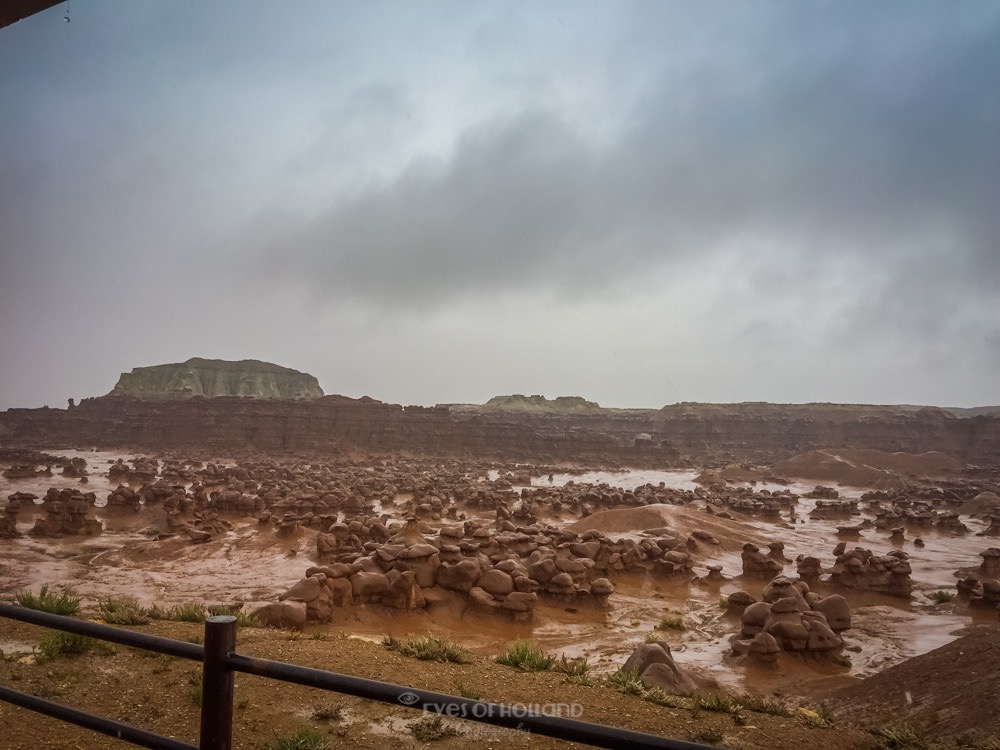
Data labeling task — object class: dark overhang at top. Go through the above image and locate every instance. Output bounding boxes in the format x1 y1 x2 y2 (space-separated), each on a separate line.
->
1 1 64 29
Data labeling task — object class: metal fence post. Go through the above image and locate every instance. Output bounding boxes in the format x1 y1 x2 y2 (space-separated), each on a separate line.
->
199 615 236 750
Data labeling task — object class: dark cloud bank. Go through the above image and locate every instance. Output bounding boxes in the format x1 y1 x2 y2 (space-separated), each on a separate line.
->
1 2 997 409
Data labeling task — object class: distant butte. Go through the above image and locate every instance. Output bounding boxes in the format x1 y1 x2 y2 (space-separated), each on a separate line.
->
110 357 324 400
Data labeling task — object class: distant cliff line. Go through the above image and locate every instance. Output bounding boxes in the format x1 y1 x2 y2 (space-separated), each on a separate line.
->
1 395 998 467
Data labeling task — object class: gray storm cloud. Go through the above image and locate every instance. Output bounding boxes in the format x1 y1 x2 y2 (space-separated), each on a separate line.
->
1 1 997 409
250 4 1000 308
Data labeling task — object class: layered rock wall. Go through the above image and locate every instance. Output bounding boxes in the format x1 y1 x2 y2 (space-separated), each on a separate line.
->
1 397 998 466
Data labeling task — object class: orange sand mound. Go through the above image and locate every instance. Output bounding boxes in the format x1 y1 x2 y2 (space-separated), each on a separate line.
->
568 504 766 552
774 449 961 488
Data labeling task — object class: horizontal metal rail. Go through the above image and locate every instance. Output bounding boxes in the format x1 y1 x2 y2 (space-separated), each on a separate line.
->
0 602 713 750
227 652 709 749
0 684 197 750
0 602 203 660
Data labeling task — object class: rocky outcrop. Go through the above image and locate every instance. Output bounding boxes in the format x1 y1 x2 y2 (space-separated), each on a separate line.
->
27 488 102 537
828 547 913 598
110 358 323 400
620 641 720 696
730 577 851 662
481 394 603 412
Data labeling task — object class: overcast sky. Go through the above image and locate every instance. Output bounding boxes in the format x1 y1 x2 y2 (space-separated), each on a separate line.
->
1 1 998 411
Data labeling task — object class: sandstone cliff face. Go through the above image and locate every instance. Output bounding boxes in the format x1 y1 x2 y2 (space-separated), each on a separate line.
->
110 358 323 400
652 402 999 464
1 398 998 467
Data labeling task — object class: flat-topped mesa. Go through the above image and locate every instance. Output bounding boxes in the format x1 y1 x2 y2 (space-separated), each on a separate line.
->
110 358 324 400
483 394 602 412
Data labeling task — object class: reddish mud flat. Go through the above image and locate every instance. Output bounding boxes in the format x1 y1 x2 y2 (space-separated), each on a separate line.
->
1 448 998 704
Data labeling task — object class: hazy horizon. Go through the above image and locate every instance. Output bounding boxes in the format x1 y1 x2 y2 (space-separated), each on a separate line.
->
5 353 997 412
2 2 998 411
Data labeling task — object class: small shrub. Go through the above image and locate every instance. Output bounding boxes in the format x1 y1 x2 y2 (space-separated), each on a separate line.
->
310 704 342 722
735 693 791 717
719 596 729 609
98 597 151 625
150 654 173 674
36 632 113 660
689 727 724 745
799 703 835 727
16 585 81 616
693 693 743 715
268 727 329 750
551 654 590 677
656 614 686 631
409 715 461 742
643 685 684 707
454 681 481 700
382 635 471 664
188 685 202 706
929 590 955 604
607 671 792 720
148 604 169 620
210 604 258 628
608 669 647 697
871 723 928 750
169 603 207 623
231 609 259 628
495 640 555 672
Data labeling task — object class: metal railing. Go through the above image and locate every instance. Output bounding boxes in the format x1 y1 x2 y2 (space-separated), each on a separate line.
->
0 602 711 750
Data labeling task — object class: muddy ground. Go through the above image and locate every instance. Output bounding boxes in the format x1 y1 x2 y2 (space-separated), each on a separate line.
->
2 448 1000 748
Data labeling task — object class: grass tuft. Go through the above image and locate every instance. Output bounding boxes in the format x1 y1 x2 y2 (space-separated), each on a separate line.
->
267 727 330 750
210 604 259 628
409 714 461 742
928 590 956 604
454 681 482 700
871 723 928 750
98 597 151 625
495 640 555 672
153 602 207 623
655 614 686 631
382 634 471 664
310 704 343 722
607 670 792 719
607 669 647 697
693 693 744 715
16 585 81 616
36 632 114 661
689 727 725 745
552 654 590 677
733 693 791 717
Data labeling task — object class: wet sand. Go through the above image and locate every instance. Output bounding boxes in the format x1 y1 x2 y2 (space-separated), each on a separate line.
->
1 449 995 700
